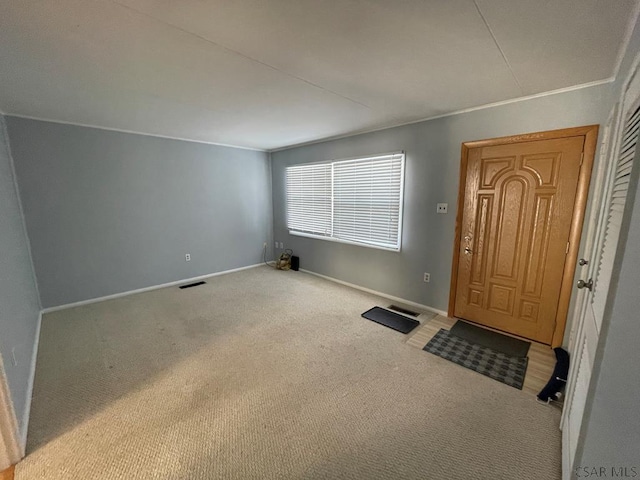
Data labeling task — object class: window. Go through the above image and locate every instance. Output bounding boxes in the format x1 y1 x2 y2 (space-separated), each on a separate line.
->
286 153 405 251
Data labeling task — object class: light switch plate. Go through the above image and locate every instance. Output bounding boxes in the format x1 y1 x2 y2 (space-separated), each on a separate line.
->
437 203 448 214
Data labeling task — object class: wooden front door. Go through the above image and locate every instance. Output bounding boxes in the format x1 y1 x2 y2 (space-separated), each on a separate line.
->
452 131 593 344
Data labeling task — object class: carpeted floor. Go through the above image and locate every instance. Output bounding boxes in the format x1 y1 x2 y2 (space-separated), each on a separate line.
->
18 266 561 479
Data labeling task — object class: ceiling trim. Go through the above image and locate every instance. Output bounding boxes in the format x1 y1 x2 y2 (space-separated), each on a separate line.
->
270 77 615 152
0 77 617 153
1 114 267 152
613 1 640 80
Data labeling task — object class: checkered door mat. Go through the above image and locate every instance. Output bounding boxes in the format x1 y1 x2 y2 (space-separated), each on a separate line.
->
423 329 528 389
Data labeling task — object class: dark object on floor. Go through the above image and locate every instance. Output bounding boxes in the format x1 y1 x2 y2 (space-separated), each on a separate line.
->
179 281 206 289
449 320 531 358
361 306 420 334
291 255 299 271
537 347 570 403
388 305 419 317
423 329 528 390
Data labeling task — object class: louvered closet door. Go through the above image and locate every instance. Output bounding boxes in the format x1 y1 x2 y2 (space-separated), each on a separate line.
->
561 103 640 479
592 105 640 325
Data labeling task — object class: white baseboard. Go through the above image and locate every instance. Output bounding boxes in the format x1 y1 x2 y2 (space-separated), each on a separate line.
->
20 310 41 451
41 263 264 314
299 268 448 317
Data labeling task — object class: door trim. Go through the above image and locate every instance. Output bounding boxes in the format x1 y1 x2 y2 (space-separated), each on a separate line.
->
448 125 599 347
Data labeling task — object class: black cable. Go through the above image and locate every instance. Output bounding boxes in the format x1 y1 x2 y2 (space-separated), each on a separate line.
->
263 243 276 269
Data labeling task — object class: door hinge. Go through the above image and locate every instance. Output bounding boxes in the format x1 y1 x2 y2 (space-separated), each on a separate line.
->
580 152 584 166
566 242 570 254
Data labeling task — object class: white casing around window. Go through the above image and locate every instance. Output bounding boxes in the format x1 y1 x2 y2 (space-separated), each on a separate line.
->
286 153 405 251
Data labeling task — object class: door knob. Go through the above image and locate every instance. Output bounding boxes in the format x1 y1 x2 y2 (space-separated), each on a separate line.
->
578 258 589 266
464 247 473 255
577 278 593 290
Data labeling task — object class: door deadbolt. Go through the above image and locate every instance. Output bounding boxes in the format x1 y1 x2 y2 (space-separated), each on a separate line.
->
577 278 593 290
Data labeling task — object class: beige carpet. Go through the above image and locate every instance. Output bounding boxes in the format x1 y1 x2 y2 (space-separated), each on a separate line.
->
18 266 561 479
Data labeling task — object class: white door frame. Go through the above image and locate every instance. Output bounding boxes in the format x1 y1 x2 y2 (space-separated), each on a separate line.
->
565 105 619 354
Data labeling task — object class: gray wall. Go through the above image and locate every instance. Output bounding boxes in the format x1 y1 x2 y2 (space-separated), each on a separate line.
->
575 17 640 471
271 84 612 312
6 118 273 308
0 116 41 440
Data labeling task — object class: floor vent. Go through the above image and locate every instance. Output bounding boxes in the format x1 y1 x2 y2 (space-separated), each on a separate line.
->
388 305 419 317
179 281 206 289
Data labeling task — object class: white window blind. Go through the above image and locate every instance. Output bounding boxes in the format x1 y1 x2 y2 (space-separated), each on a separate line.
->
286 163 332 236
593 103 639 320
333 155 404 248
286 153 405 250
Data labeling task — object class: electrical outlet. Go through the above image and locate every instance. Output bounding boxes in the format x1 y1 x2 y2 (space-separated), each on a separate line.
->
275 241 279 249
423 272 430 283
185 253 191 262
279 242 284 249
436 203 448 214
263 242 267 249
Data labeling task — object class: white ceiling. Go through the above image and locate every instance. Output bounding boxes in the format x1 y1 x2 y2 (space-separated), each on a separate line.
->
0 0 638 150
